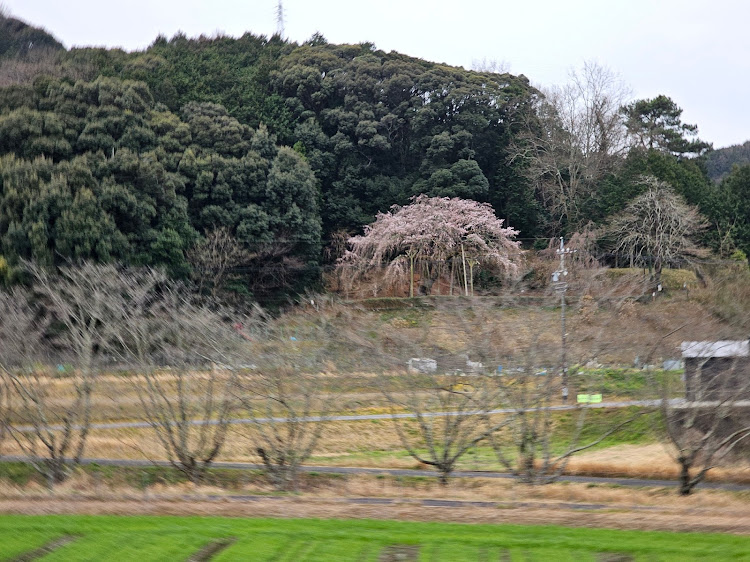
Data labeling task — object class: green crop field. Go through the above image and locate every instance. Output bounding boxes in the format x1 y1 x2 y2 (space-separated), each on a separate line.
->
2 515 749 561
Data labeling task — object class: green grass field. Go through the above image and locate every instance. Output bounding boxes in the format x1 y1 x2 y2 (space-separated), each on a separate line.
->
2 515 750 561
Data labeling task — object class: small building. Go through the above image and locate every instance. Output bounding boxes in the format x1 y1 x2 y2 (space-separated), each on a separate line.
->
681 340 750 401
407 358 437 374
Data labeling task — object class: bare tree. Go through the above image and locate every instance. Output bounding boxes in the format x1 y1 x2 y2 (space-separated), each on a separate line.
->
26 262 144 381
372 301 517 485
372 294 646 485
601 177 708 280
653 342 750 495
187 227 252 298
12 263 120 483
509 62 630 231
5 370 89 486
486 346 640 484
234 297 351 490
471 57 511 74
6 263 163 485
381 369 511 485
122 286 243 484
239 233 309 299
441 298 642 484
238 367 332 490
0 288 38 461
0 289 40 368
0 287 83 485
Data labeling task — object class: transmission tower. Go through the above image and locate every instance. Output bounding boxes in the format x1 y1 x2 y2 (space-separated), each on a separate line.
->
275 0 285 38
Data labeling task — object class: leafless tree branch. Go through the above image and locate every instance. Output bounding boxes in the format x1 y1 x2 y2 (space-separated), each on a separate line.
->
508 62 630 231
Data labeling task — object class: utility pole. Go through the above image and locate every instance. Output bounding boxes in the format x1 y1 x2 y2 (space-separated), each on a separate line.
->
552 237 575 403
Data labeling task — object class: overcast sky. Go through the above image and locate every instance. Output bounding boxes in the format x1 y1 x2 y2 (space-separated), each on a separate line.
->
5 0 749 148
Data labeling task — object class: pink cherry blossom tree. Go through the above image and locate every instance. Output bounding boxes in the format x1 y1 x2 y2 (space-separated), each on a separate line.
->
338 195 521 297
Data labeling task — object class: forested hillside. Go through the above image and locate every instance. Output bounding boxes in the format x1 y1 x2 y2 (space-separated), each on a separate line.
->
0 12 63 58
0 12 748 300
705 140 750 181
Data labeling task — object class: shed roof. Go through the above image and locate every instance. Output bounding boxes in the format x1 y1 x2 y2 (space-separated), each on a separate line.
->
681 340 750 358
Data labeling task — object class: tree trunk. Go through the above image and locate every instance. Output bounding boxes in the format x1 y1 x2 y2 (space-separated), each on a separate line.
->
521 453 535 484
678 458 694 496
438 470 449 486
46 457 68 489
654 255 663 283
449 258 455 295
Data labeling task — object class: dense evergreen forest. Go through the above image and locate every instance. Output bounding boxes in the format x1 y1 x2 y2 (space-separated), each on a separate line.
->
705 140 750 182
0 13 748 300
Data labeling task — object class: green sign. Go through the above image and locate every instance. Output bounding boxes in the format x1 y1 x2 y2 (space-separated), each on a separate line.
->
577 394 603 404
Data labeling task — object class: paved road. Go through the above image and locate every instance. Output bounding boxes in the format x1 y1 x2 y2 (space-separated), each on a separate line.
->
2 455 749 492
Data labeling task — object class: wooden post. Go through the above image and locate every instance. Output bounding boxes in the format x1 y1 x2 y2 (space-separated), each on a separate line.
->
467 258 479 296
461 243 468 296
406 249 417 298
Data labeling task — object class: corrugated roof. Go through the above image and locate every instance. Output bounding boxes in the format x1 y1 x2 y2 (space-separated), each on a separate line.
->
681 340 750 358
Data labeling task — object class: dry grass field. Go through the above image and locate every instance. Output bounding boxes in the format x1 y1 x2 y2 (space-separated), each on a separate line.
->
2 469 750 534
2 271 750 539
4 281 750 480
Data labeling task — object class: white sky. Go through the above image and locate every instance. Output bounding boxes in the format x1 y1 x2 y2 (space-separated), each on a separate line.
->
5 0 749 148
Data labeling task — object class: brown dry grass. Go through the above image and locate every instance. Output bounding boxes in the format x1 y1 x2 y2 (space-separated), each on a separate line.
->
2 469 748 512
5 421 750 485
2 472 750 534
3 497 748 534
0 418 410 465
568 444 750 483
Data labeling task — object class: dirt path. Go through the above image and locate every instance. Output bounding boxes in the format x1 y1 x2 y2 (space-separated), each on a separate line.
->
2 493 749 535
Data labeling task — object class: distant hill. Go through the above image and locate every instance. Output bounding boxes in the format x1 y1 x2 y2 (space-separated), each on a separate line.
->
0 12 746 297
705 140 750 181
0 13 64 58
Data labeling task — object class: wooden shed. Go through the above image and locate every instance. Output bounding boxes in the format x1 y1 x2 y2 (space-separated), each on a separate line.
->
681 340 750 401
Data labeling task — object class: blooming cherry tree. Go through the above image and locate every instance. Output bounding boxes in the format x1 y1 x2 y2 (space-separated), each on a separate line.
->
338 195 520 296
